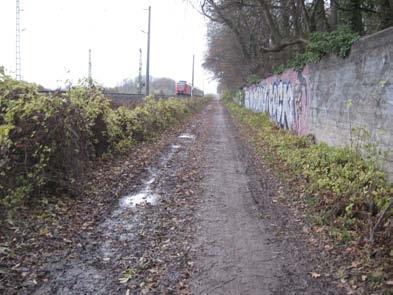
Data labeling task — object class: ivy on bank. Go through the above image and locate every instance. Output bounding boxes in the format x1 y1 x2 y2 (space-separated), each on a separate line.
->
273 26 359 74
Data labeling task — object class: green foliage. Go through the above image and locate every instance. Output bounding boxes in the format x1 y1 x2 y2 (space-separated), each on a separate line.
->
287 51 321 71
226 102 393 250
220 90 235 103
272 64 286 75
0 73 207 214
277 27 360 71
246 74 260 85
308 26 359 58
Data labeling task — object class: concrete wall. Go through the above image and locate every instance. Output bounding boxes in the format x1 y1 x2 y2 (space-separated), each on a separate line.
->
244 67 310 135
243 27 393 180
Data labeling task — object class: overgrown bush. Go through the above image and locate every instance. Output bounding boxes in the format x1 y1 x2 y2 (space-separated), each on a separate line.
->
0 73 207 214
226 102 393 253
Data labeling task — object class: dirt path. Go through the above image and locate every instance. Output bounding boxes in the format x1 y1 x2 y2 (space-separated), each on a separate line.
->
190 101 342 295
7 100 344 294
191 102 279 294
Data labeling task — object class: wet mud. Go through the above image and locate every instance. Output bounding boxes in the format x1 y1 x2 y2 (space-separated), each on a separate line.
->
11 101 344 294
190 101 343 295
27 107 210 295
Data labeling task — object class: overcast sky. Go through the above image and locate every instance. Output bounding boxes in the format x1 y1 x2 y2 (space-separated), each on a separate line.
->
0 0 217 93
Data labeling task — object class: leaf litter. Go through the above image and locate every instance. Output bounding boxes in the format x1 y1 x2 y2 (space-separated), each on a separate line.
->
0 108 209 294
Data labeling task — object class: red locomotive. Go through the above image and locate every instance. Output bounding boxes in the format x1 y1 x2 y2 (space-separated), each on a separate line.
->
175 81 204 97
175 81 192 96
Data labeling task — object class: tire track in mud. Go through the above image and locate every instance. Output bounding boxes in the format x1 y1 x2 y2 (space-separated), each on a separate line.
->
31 105 212 295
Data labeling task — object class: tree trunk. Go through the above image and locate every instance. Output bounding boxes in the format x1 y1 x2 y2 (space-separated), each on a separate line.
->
329 0 338 29
280 0 290 36
257 0 282 44
379 0 393 29
314 0 329 31
308 0 328 32
349 0 364 34
291 0 302 36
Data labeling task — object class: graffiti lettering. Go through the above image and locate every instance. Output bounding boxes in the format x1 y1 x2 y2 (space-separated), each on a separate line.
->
243 69 309 135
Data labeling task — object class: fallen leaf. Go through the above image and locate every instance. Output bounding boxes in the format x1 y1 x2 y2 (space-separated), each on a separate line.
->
119 268 135 284
314 226 324 233
0 268 9 274
350 261 361 268
39 227 49 236
119 277 130 284
310 272 321 278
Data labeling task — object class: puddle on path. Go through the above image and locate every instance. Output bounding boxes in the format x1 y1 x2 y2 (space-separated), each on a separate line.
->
117 142 182 208
178 133 196 140
99 134 196 259
119 189 159 208
144 176 156 185
101 141 181 223
32 132 194 294
98 139 188 260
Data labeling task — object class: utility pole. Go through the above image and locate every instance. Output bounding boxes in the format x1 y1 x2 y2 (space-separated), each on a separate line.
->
191 54 195 96
16 0 21 80
88 49 92 86
145 6 151 96
138 48 143 94
192 54 195 87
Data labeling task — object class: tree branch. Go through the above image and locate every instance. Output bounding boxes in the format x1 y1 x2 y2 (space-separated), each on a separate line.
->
369 198 393 244
332 0 379 14
203 0 252 60
259 38 308 53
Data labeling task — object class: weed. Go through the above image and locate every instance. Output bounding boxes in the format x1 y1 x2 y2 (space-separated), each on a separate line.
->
225 101 393 259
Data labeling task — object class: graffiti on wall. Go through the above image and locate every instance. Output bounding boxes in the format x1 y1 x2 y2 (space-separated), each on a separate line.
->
244 67 310 135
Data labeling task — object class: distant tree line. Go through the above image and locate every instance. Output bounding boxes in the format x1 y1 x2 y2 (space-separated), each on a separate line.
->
199 0 393 91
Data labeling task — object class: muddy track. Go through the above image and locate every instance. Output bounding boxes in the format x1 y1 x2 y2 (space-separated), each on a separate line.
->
190 101 343 295
9 100 345 294
21 105 211 295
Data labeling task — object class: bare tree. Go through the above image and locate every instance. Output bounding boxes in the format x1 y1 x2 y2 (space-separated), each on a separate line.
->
200 0 390 91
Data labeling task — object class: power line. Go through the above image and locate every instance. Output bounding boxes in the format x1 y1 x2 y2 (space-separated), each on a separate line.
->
191 54 195 96
145 6 151 97
138 48 143 95
192 54 195 87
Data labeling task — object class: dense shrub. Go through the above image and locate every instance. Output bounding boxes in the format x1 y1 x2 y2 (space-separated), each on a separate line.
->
0 74 207 213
